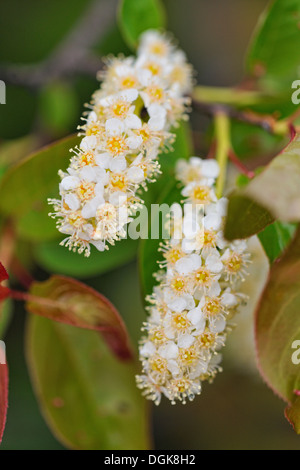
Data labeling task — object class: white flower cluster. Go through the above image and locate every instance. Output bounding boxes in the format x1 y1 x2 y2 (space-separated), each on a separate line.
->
49 30 193 256
136 157 251 405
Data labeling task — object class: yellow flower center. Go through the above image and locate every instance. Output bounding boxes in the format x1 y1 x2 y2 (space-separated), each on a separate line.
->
194 267 211 286
172 378 190 394
106 136 128 155
199 330 216 349
86 123 101 136
172 311 191 331
80 152 95 167
111 101 130 118
170 276 187 293
204 298 221 316
138 126 151 142
96 203 116 221
110 173 128 191
179 346 198 365
225 253 242 273
149 356 167 374
146 62 161 75
192 185 211 204
164 247 183 264
68 211 84 228
149 42 167 56
121 76 137 89
170 66 187 85
147 85 164 103
150 328 165 345
76 182 95 202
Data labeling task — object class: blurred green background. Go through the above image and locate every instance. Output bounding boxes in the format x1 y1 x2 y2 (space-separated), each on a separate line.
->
0 0 299 450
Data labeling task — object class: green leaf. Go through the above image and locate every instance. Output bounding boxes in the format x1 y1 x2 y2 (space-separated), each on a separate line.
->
0 134 80 241
224 194 274 240
258 221 297 263
118 0 166 49
39 81 79 137
247 0 300 92
225 134 300 240
26 275 133 361
34 237 138 278
26 315 150 449
255 226 300 431
0 300 12 339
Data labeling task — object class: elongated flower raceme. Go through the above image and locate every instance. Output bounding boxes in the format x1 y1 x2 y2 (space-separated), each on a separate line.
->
136 157 251 405
49 30 193 256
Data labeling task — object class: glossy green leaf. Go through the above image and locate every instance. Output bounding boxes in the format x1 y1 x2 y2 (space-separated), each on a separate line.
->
258 221 296 263
26 315 150 449
26 275 133 361
118 0 166 49
224 194 274 240
225 134 300 240
0 134 80 241
34 237 138 278
247 0 300 92
255 226 300 432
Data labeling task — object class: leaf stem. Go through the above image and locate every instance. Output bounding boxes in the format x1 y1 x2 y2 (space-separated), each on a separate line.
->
193 85 271 107
215 111 231 198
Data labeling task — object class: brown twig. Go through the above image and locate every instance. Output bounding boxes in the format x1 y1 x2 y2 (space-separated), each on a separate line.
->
0 0 118 88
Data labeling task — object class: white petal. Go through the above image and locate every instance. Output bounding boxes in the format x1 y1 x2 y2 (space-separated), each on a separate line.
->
127 166 144 183
64 193 80 211
187 307 203 325
120 88 139 102
109 191 127 206
61 176 80 191
221 292 238 307
125 114 142 129
105 118 125 135
126 135 143 149
94 153 111 169
109 156 127 172
80 135 97 151
201 159 220 178
80 166 97 182
177 334 195 349
167 297 187 312
140 341 156 357
90 239 106 251
82 196 104 219
209 316 226 333
159 342 178 359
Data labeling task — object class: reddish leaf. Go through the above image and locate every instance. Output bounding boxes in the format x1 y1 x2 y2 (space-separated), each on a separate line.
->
0 264 8 283
0 263 11 302
25 275 133 361
0 362 8 444
285 395 300 435
255 226 300 431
